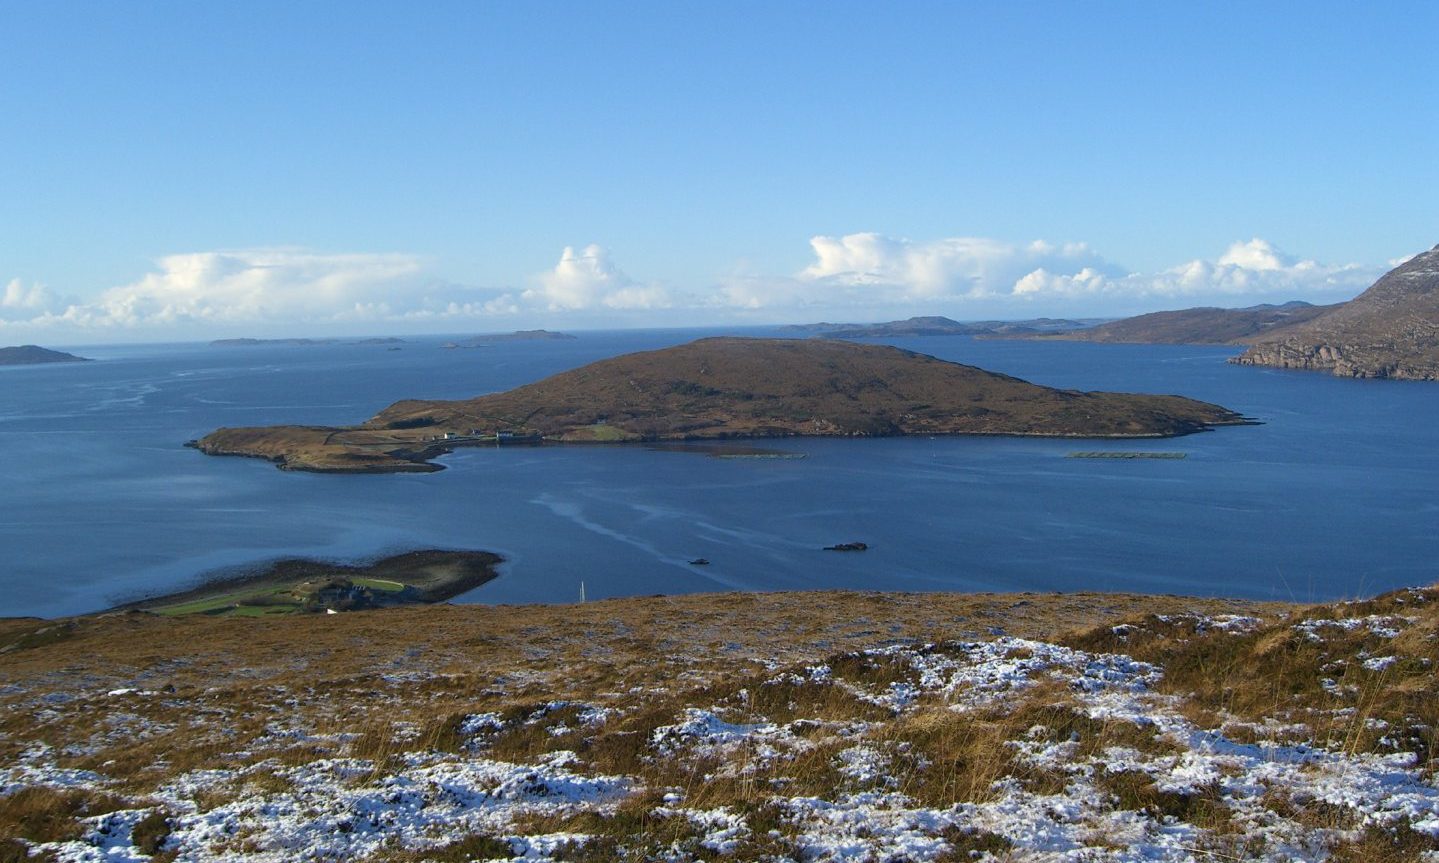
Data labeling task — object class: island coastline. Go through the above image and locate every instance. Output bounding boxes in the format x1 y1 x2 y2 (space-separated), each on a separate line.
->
191 337 1253 473
108 549 504 617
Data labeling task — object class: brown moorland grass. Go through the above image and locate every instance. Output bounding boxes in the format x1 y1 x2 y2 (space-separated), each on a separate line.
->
1062 586 1439 767
19 587 1439 860
0 591 1283 833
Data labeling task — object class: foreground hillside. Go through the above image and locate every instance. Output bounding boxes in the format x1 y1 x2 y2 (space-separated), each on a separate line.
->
1235 244 1439 379
5 586 1439 861
197 338 1246 472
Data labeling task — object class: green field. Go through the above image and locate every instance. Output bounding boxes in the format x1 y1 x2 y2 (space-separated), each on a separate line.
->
119 551 501 618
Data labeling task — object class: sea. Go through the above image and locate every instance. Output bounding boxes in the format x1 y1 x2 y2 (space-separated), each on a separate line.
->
3 328 1436 619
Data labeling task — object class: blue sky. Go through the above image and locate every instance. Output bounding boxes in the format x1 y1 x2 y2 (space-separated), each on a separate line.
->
2 1 1436 340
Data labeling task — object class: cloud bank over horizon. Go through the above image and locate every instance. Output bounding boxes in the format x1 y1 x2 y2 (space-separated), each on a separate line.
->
0 235 1384 340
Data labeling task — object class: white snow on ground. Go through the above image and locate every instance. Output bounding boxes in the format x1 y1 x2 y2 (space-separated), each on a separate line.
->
6 620 1439 861
2 744 107 795
24 753 629 862
1293 614 1412 641
651 707 809 766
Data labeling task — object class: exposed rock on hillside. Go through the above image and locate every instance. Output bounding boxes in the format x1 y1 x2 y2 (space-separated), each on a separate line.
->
1234 244 1439 379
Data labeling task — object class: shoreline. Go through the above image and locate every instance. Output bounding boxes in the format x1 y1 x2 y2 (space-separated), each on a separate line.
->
193 417 1259 474
104 549 504 617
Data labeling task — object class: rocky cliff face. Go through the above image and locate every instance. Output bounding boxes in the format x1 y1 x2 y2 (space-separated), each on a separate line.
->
1233 244 1439 380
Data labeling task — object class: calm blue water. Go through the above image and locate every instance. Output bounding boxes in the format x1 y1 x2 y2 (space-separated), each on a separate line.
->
2 329 1435 618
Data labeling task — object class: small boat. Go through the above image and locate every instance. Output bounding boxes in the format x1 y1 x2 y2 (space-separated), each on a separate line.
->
688 558 710 566
823 542 868 552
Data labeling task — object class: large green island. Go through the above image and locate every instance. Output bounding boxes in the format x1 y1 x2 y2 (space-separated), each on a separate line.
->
194 336 1249 472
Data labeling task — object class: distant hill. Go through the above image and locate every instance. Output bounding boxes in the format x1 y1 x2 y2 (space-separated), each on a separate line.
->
1234 244 1439 380
784 315 1091 339
197 337 1247 472
441 330 577 348
1009 301 1336 345
210 338 334 347
0 345 90 365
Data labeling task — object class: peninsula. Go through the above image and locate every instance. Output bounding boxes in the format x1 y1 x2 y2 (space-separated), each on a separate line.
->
0 345 90 365
194 337 1248 472
112 550 502 617
1233 243 1439 379
1002 301 1335 345
785 315 1091 339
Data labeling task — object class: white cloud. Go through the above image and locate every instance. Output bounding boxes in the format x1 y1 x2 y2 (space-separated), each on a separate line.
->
521 244 672 310
1216 237 1292 271
798 233 1115 300
0 235 1390 338
85 249 429 325
712 233 1377 313
1 249 525 333
1 278 65 321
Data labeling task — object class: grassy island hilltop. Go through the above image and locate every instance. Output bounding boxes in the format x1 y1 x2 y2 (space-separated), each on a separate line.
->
194 337 1248 473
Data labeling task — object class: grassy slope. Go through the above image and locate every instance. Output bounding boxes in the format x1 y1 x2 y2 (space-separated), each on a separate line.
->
372 337 1243 438
1019 303 1336 345
5 586 1439 860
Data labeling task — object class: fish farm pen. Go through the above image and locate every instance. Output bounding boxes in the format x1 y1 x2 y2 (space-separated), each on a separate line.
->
1067 451 1187 459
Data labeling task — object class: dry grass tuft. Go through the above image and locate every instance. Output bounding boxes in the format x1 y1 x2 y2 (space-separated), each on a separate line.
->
0 786 127 844
1326 823 1439 862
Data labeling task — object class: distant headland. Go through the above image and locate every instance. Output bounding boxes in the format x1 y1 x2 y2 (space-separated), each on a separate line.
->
987 242 1439 381
441 330 576 348
0 345 91 365
784 315 1093 339
193 337 1249 473
1233 243 1439 380
997 301 1335 345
